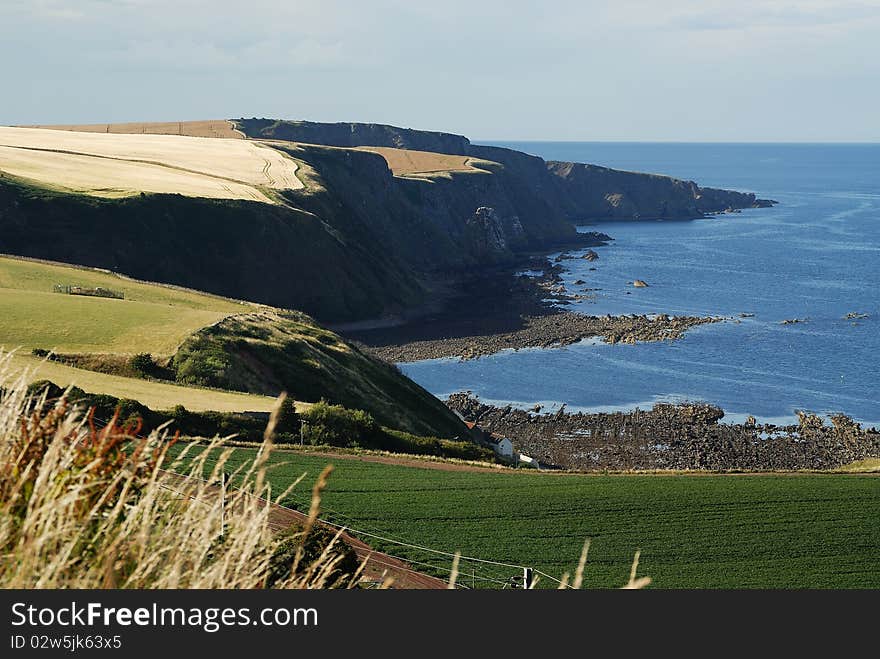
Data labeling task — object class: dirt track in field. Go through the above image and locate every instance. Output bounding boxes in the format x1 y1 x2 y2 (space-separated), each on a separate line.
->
160 470 448 589
280 449 879 477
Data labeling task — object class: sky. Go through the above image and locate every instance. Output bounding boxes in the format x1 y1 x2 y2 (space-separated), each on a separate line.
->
1 0 878 141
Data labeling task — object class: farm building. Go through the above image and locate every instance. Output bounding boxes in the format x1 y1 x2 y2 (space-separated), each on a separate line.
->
487 433 515 459
463 420 524 463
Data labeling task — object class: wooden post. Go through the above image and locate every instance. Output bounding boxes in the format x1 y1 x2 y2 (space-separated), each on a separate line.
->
220 471 229 539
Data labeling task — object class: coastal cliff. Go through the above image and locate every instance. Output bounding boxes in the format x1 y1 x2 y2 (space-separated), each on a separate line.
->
546 161 772 220
238 118 775 222
0 118 775 324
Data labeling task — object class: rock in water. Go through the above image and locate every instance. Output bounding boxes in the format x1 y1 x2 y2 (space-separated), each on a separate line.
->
633 279 649 288
583 249 599 261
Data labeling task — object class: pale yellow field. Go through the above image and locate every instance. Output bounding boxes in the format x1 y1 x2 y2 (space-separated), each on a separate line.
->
356 146 496 179
25 120 244 139
836 458 880 473
4 353 280 413
0 126 302 201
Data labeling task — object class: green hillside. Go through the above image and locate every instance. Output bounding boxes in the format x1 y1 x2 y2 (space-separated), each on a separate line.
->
0 256 247 355
172 311 466 437
0 256 465 436
0 177 423 322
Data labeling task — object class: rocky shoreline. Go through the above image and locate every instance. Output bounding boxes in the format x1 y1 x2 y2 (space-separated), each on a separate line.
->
367 312 723 362
448 393 880 471
347 244 724 362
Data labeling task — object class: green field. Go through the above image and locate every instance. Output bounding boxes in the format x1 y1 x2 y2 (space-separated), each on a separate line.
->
193 448 880 588
0 256 282 412
0 256 249 355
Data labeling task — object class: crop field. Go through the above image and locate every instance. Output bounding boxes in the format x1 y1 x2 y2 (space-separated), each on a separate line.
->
193 448 880 588
24 120 244 139
0 256 249 355
356 146 496 179
0 126 302 201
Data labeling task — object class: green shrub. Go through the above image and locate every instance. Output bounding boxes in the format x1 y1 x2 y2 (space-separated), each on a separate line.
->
299 401 380 448
383 429 494 461
129 353 156 376
266 525 360 588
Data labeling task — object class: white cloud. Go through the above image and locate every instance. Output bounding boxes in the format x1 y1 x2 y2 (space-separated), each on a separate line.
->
1 0 878 139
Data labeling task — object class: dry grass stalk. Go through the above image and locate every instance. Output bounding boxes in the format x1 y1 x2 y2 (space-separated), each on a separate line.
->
0 355 354 589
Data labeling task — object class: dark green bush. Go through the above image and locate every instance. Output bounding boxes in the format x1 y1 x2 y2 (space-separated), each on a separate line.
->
129 353 156 376
266 525 360 588
299 401 380 448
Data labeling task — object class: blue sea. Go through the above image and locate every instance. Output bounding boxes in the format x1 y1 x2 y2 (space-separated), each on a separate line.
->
401 142 880 427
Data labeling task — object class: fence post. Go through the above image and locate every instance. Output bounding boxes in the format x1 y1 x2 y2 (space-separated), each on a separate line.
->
220 471 229 539
523 567 534 590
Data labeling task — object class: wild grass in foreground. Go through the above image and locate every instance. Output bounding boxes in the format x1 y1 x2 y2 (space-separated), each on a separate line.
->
0 357 358 589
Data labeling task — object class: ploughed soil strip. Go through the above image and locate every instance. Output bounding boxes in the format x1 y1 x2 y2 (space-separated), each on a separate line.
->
160 470 447 589
274 448 879 477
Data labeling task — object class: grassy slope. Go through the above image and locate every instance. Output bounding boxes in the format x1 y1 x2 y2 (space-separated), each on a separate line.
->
173 311 467 437
203 449 880 589
0 256 247 354
0 257 462 434
0 256 277 412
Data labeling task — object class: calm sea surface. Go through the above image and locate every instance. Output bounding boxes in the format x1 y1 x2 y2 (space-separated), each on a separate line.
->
401 143 880 426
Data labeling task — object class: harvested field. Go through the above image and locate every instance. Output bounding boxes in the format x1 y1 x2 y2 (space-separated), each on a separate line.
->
0 126 302 201
5 353 280 413
25 120 244 139
356 146 496 179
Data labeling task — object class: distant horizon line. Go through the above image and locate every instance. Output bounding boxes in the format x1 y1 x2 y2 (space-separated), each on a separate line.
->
4 121 877 145
477 139 880 145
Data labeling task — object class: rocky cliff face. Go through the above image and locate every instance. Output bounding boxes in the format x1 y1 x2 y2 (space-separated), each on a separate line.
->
546 161 773 221
240 119 776 222
280 143 579 275
0 179 424 322
237 118 472 154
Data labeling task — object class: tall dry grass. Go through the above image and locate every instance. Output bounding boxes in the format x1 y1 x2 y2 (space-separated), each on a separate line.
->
0 355 357 589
